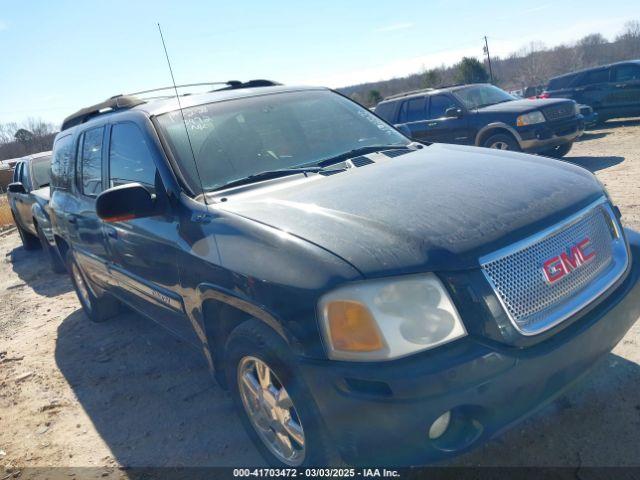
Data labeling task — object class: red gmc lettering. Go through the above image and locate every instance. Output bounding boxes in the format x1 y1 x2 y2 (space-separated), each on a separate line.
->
542 237 595 284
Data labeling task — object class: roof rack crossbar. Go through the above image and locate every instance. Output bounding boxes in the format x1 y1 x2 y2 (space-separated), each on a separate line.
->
128 82 237 97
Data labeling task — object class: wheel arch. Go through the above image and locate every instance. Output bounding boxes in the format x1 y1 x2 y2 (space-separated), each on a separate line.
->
475 123 522 147
194 283 291 387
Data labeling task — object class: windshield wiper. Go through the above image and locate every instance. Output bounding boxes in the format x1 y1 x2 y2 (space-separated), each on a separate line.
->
212 167 324 191
309 145 411 168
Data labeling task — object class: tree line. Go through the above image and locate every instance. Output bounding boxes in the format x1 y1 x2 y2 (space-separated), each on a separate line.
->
0 118 58 162
341 20 640 107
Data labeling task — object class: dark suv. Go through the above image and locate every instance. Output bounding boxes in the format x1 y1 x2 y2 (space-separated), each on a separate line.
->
375 83 583 157
542 60 640 122
8 151 65 272
49 82 640 467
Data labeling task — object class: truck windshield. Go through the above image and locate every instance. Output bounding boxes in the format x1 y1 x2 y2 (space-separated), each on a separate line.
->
156 90 409 192
453 85 516 109
31 156 52 189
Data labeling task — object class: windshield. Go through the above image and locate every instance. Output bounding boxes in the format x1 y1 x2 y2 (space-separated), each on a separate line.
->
453 85 516 109
31 156 52 189
156 90 409 191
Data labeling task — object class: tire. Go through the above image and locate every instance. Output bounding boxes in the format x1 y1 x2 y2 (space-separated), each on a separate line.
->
66 251 120 322
36 224 66 274
225 320 342 467
543 142 573 159
482 133 521 151
13 213 40 251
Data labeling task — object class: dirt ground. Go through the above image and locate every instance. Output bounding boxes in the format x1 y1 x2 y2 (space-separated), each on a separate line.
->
1 120 639 475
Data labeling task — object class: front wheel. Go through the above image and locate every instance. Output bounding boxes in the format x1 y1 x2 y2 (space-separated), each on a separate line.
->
67 251 120 322
543 142 573 158
482 133 521 151
225 320 342 467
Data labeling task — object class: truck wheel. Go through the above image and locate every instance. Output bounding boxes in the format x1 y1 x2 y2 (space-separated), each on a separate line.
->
13 214 40 251
36 224 66 274
482 133 521 151
67 251 120 322
225 320 342 467
544 142 573 159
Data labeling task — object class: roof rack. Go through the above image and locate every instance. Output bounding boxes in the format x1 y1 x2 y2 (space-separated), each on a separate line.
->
61 80 282 131
61 95 146 131
383 88 435 101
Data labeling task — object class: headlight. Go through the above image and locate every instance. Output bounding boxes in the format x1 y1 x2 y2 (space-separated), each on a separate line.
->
516 111 545 126
318 274 466 361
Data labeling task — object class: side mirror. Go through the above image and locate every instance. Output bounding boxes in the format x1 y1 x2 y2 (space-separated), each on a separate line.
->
445 107 463 119
96 183 156 222
8 182 26 194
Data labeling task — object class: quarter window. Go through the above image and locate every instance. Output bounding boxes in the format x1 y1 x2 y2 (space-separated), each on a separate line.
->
79 127 104 197
109 123 157 189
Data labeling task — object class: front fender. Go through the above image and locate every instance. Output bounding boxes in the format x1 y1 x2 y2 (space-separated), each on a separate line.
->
475 122 523 146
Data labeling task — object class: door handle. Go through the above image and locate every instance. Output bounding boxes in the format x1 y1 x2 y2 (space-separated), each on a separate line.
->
615 84 626 88
427 122 439 127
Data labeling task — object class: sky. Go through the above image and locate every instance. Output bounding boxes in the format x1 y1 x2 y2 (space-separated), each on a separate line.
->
0 0 637 126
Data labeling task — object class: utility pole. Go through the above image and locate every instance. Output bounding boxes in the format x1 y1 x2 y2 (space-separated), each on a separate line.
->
483 36 494 83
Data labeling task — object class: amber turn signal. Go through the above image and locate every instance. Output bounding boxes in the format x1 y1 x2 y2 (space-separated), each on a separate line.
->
327 301 384 352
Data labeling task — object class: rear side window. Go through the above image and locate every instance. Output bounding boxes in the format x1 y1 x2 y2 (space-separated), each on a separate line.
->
428 95 458 119
576 68 610 86
79 127 104 197
51 134 75 190
108 123 157 190
399 97 426 123
613 64 640 82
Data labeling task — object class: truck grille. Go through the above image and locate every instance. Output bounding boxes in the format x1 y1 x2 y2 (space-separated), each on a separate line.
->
542 103 575 121
481 199 628 335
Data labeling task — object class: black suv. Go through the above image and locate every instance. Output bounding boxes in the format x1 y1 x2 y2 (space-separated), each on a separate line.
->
375 83 583 158
8 151 65 271
49 82 640 467
542 60 640 122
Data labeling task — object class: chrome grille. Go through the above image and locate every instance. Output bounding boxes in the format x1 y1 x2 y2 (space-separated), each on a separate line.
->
481 200 628 335
542 103 575 121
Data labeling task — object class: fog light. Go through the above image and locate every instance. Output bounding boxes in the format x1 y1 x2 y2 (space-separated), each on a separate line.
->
428 411 451 440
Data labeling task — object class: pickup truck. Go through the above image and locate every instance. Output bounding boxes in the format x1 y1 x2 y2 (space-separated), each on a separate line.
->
8 151 65 272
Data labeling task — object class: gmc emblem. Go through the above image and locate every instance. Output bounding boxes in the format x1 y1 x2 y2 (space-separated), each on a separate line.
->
542 237 596 284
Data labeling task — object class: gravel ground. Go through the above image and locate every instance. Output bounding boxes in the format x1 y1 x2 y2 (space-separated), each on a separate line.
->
0 120 639 475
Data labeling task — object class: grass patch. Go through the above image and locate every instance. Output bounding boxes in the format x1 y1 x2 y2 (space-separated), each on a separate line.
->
0 194 14 229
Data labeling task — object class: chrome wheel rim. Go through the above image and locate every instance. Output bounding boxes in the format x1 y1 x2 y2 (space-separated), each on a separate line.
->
71 262 91 310
237 356 305 466
489 141 510 150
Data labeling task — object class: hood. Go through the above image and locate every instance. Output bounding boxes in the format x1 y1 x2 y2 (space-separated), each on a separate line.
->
31 186 50 204
217 144 603 277
477 98 573 114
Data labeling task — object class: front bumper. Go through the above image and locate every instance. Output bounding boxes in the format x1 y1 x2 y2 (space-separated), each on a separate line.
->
516 115 584 152
299 230 640 465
